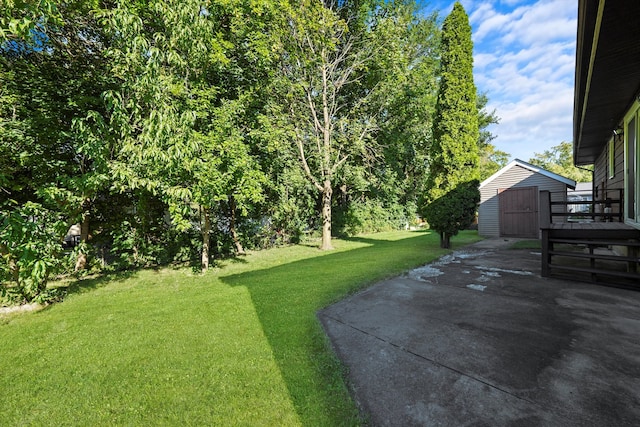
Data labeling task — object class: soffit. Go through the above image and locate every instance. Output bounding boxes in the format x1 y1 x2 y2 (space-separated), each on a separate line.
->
574 0 640 165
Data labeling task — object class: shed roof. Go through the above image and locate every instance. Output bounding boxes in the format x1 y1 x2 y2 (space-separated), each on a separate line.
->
480 159 577 190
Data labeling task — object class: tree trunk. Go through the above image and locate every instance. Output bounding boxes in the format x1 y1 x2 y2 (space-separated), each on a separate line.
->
440 232 451 249
201 207 211 272
75 203 91 271
320 179 333 250
228 196 245 255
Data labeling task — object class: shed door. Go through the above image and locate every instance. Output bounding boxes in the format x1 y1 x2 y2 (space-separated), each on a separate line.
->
499 186 539 238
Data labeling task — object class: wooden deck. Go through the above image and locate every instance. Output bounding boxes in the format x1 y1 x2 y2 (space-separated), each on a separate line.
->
541 222 640 288
542 222 640 239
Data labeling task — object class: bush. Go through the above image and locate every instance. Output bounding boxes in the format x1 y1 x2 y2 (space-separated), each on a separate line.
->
89 191 202 270
0 202 67 304
334 199 409 236
422 180 480 248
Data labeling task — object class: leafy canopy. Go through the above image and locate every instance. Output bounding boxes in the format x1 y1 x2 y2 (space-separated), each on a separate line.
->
529 141 592 183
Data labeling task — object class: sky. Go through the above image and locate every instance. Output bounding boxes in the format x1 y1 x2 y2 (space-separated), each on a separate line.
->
420 0 578 162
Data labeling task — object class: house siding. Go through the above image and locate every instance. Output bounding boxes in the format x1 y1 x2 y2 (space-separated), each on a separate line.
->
593 134 625 217
479 164 569 237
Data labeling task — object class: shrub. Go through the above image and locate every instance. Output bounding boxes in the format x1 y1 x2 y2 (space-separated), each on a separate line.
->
334 199 409 236
422 180 480 248
0 202 67 303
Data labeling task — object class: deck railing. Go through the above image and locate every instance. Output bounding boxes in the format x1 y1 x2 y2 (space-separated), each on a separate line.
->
540 189 640 288
539 189 623 228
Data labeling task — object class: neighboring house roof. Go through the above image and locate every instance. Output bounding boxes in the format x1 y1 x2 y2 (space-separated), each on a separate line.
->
573 0 640 165
570 182 593 193
480 159 577 190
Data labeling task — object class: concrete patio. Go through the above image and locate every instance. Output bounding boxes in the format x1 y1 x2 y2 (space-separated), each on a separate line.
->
318 238 640 426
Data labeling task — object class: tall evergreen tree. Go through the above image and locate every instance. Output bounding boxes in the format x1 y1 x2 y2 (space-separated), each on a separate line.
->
423 2 480 248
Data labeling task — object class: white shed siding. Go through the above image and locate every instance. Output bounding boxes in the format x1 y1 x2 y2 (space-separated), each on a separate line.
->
479 164 569 237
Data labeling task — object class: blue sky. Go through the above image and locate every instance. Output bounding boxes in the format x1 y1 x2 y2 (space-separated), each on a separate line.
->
420 0 578 162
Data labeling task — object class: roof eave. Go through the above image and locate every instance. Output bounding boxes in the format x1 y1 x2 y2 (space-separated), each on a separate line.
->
573 0 640 165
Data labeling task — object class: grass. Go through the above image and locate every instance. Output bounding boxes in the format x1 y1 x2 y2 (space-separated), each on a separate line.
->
0 230 481 426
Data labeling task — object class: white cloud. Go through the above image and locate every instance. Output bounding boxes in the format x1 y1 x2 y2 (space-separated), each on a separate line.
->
470 6 514 42
468 0 577 161
421 0 577 161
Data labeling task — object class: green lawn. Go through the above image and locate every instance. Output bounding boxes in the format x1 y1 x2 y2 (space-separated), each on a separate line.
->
0 230 481 426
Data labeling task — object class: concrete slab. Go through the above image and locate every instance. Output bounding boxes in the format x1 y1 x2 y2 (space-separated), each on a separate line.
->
318 238 640 426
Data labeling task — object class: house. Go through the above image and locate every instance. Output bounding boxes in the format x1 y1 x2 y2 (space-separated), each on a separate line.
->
478 159 575 238
541 0 640 285
574 0 640 229
567 182 593 217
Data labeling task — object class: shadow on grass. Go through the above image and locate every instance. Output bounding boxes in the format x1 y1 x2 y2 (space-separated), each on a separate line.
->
57 251 252 299
220 230 480 425
60 269 138 296
214 254 249 265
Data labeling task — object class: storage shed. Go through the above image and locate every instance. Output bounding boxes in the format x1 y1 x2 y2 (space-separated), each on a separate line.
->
479 159 576 238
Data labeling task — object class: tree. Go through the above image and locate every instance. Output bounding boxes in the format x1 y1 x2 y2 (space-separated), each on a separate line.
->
275 0 388 250
476 93 508 181
423 180 479 248
100 0 274 271
0 0 61 41
1 0 114 292
275 0 440 248
37 5 115 271
363 2 440 227
478 144 509 181
423 2 479 248
529 141 592 183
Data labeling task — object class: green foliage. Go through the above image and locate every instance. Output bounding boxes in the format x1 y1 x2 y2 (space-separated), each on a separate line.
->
1 0 455 289
426 1 479 201
529 141 592 183
479 144 510 181
477 92 508 181
423 180 480 248
274 0 377 249
263 163 318 243
2 1 116 278
334 199 409 236
0 202 66 303
371 3 440 213
99 0 275 267
89 191 200 270
0 0 62 41
272 0 442 248
423 2 479 247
